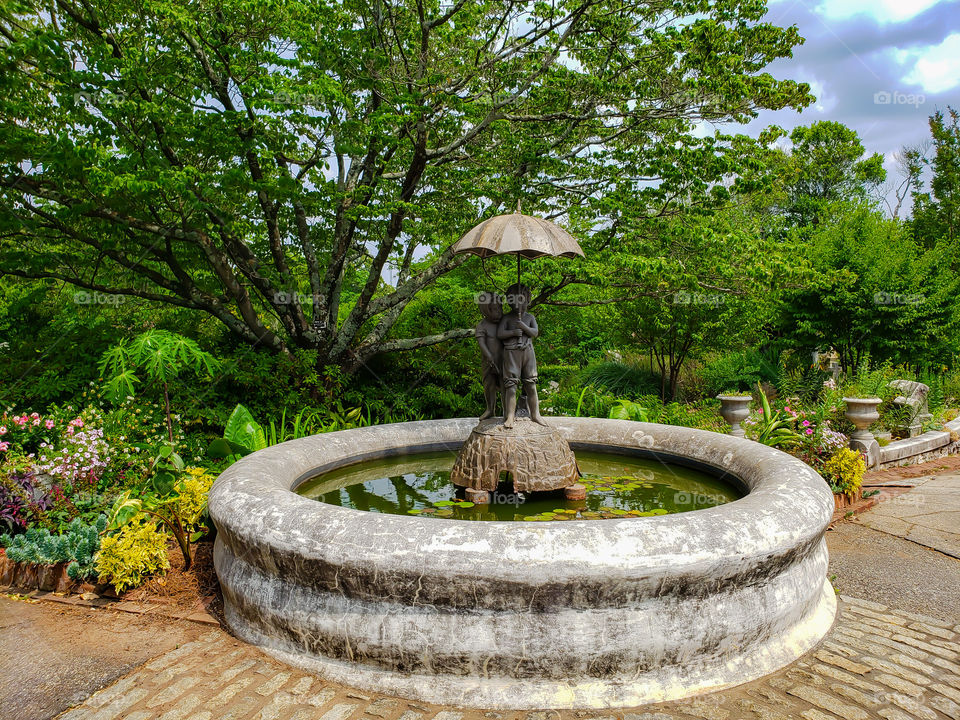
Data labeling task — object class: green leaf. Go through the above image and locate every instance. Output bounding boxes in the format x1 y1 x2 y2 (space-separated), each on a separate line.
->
207 438 252 459
152 471 176 496
106 494 142 532
223 404 266 452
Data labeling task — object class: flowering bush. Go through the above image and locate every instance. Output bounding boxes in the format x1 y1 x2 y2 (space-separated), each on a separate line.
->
35 426 111 488
822 447 866 498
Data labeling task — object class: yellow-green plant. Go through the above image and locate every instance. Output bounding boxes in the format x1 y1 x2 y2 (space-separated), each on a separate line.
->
95 520 170 592
823 447 865 498
177 467 215 533
106 450 214 570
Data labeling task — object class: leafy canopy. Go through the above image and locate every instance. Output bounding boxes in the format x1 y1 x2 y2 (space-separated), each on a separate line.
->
0 0 812 372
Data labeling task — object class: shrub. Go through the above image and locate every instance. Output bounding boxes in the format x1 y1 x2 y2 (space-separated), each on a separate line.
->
95 520 170 592
0 463 54 534
1 515 105 580
176 467 215 533
578 361 660 398
822 447 866 498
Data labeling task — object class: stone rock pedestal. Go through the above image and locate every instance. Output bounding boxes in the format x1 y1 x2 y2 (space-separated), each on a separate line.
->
450 417 579 492
889 379 933 438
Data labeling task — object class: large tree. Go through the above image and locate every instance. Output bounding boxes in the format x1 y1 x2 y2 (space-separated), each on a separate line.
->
0 0 811 373
773 121 886 226
912 107 960 247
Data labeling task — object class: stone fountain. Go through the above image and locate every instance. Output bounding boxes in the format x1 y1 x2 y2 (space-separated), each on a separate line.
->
209 211 836 710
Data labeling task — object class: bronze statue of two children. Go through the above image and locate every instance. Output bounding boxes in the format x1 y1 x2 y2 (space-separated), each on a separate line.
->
475 284 546 428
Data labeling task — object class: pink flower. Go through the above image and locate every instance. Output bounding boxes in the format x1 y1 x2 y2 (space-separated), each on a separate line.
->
802 420 811 427
0 441 8 452
45 419 54 429
805 428 814 435
0 426 5 435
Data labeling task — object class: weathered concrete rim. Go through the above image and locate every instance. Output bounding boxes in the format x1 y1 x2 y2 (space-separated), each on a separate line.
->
211 418 833 607
210 417 836 709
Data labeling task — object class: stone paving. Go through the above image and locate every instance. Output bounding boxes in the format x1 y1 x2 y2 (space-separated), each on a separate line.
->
53 596 960 720
860 473 960 559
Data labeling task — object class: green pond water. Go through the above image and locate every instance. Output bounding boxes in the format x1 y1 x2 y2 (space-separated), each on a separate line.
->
296 451 742 522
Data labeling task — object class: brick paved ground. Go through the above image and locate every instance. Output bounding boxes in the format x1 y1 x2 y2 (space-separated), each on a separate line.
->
54 596 960 720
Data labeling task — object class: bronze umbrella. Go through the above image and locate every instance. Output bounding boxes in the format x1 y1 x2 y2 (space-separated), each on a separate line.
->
452 207 585 282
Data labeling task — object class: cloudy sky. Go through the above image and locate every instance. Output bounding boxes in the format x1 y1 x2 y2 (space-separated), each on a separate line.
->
734 0 960 215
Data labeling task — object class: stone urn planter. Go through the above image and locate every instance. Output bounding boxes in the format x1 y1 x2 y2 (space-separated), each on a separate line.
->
843 397 882 468
717 395 752 437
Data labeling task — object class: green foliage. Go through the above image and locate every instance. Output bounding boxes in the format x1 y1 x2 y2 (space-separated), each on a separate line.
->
608 400 649 422
208 402 364 461
912 107 960 247
95 519 170 592
579 361 661 399
99 330 220 444
700 349 779 396
0 0 811 373
1 515 105 581
778 202 958 370
842 361 901 400
106 444 210 570
748 384 804 449
783 121 886 225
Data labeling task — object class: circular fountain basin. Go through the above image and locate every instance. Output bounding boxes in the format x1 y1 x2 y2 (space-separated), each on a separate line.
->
297 449 742 520
209 417 836 709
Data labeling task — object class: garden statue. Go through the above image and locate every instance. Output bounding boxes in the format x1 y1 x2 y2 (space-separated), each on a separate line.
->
498 283 547 428
889 379 933 438
449 210 584 502
475 292 504 421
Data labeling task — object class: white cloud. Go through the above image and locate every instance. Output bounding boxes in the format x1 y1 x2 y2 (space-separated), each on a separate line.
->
896 33 960 93
810 0 944 23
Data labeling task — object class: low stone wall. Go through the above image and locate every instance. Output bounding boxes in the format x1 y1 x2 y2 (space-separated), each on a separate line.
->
878 416 960 469
210 417 836 709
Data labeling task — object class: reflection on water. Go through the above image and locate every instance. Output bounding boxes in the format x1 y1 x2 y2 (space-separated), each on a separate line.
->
296 451 742 522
